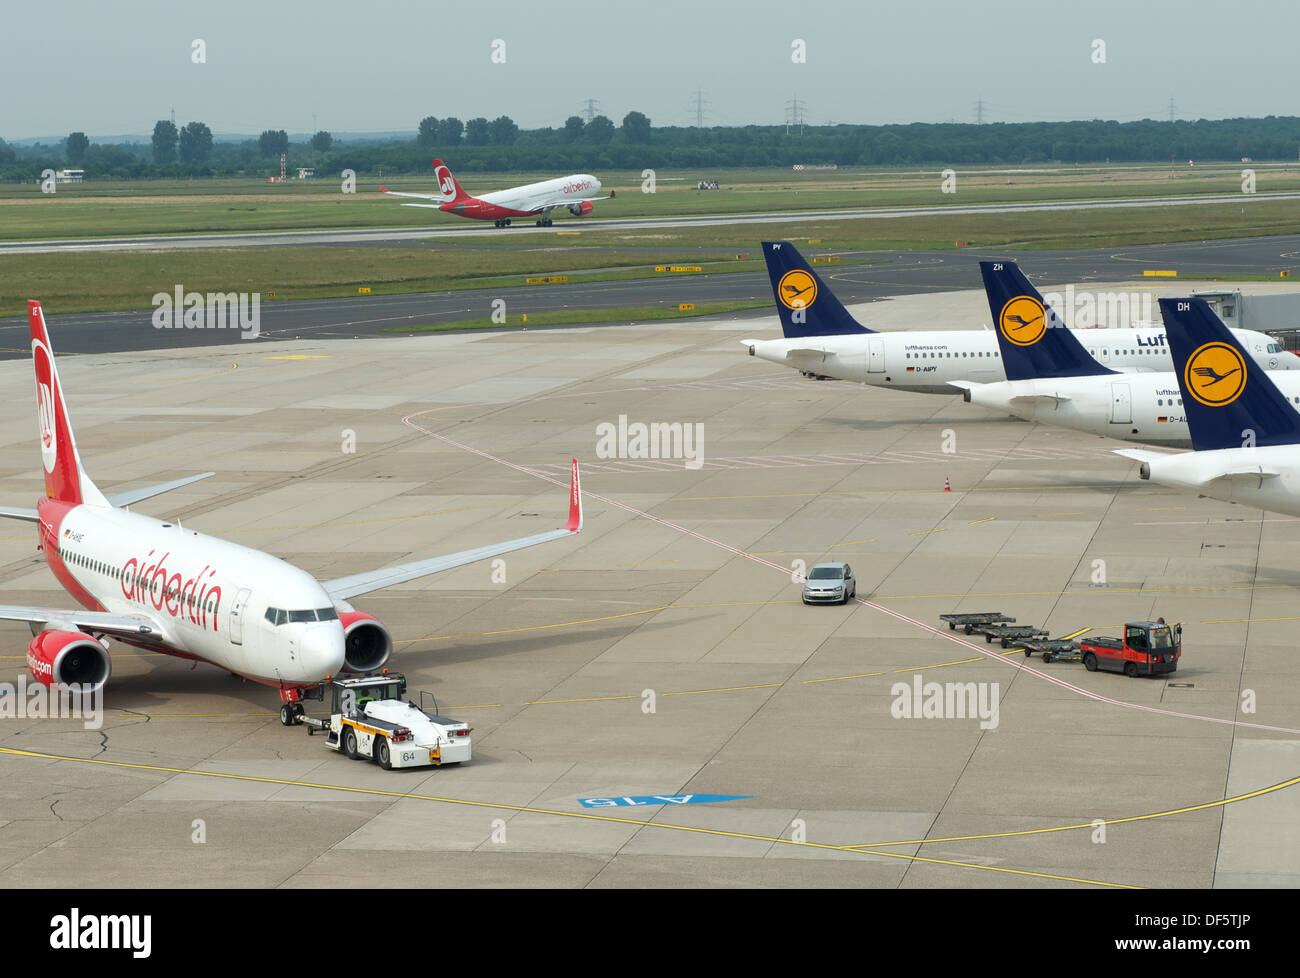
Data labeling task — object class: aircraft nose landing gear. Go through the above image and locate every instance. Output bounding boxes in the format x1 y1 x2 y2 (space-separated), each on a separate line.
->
278 687 307 726
279 702 305 726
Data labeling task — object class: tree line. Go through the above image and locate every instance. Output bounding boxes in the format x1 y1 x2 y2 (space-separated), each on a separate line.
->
3 113 1299 181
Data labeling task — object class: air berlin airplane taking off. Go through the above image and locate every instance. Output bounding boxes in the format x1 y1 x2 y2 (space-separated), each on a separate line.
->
380 158 612 228
5 301 583 724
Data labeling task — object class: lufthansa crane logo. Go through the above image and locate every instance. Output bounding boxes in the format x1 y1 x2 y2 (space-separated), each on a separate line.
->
777 270 817 310
1184 341 1246 406
998 296 1047 346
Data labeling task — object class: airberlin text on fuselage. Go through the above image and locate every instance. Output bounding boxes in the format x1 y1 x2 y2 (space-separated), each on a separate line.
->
119 550 222 630
563 179 593 194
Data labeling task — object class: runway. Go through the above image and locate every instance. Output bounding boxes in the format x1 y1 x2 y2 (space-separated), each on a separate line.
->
0 287 1295 888
3 190 1298 255
3 233 1300 359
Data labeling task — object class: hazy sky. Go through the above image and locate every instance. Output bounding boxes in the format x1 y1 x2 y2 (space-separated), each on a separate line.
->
5 0 1299 139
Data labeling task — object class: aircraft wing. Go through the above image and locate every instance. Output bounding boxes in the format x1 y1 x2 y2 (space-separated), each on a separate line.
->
530 196 611 213
0 606 162 639
1112 449 1279 486
948 381 1070 404
1113 449 1170 465
378 186 449 202
1206 467 1283 483
322 460 583 602
106 472 215 508
1009 393 1072 405
0 507 39 523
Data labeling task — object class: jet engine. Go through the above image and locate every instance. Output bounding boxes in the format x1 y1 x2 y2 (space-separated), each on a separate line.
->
338 611 392 673
26 630 111 691
568 201 594 217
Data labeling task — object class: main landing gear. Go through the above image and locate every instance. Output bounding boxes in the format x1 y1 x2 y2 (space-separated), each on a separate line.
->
493 218 513 228
534 217 554 227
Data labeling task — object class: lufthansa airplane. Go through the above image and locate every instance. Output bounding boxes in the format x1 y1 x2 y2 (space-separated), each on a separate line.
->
2 302 582 724
381 158 612 228
741 242 1290 395
951 260 1300 447
1118 297 1300 517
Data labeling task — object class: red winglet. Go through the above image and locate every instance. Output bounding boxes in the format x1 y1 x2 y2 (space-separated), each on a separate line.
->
565 459 583 532
378 185 388 193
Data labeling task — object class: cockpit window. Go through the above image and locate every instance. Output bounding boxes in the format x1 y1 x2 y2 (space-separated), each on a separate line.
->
316 607 339 621
288 609 317 623
275 608 287 626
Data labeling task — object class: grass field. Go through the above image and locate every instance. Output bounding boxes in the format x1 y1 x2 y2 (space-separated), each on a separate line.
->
0 246 771 313
2 162 1297 241
5 161 1300 316
5 194 1300 315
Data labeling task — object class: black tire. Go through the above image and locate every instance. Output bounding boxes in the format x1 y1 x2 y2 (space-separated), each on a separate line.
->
536 220 542 227
1024 649 1032 657
279 704 294 727
1124 662 1139 678
376 737 392 770
1000 638 1010 648
1083 653 1098 672
948 622 955 630
1042 653 1053 664
986 634 993 643
505 219 511 226
344 728 359 759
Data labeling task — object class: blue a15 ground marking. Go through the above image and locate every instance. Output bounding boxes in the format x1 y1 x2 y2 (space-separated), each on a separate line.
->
579 794 753 808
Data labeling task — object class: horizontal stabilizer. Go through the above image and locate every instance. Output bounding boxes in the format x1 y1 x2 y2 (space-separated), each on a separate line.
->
0 506 40 523
107 472 216 509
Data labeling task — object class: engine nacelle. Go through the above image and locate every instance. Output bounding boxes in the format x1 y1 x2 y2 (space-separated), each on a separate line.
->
338 611 392 673
26 630 111 692
568 200 594 217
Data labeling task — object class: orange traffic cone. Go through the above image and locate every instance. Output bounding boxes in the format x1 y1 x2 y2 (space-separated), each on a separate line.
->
943 476 951 492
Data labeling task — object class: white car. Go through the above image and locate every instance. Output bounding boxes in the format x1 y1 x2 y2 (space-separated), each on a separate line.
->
802 562 857 605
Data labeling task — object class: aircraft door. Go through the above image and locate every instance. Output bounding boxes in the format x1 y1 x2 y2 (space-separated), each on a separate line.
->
1109 383 1132 424
229 587 252 646
867 337 885 373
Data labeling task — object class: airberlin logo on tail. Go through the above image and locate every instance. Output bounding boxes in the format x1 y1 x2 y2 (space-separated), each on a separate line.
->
1184 340 1246 407
434 162 456 198
777 269 817 310
37 382 57 473
998 296 1047 346
33 340 59 475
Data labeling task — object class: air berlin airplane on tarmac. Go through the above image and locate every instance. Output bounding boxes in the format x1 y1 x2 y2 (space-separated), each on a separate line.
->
380 158 612 228
3 301 583 724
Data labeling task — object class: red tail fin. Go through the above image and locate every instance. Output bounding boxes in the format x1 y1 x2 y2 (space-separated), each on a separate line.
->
431 159 470 202
29 301 107 506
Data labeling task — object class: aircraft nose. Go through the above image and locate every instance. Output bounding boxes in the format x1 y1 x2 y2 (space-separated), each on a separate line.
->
300 625 346 679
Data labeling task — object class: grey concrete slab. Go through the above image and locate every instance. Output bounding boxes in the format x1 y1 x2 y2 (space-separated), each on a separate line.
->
0 285 1293 888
